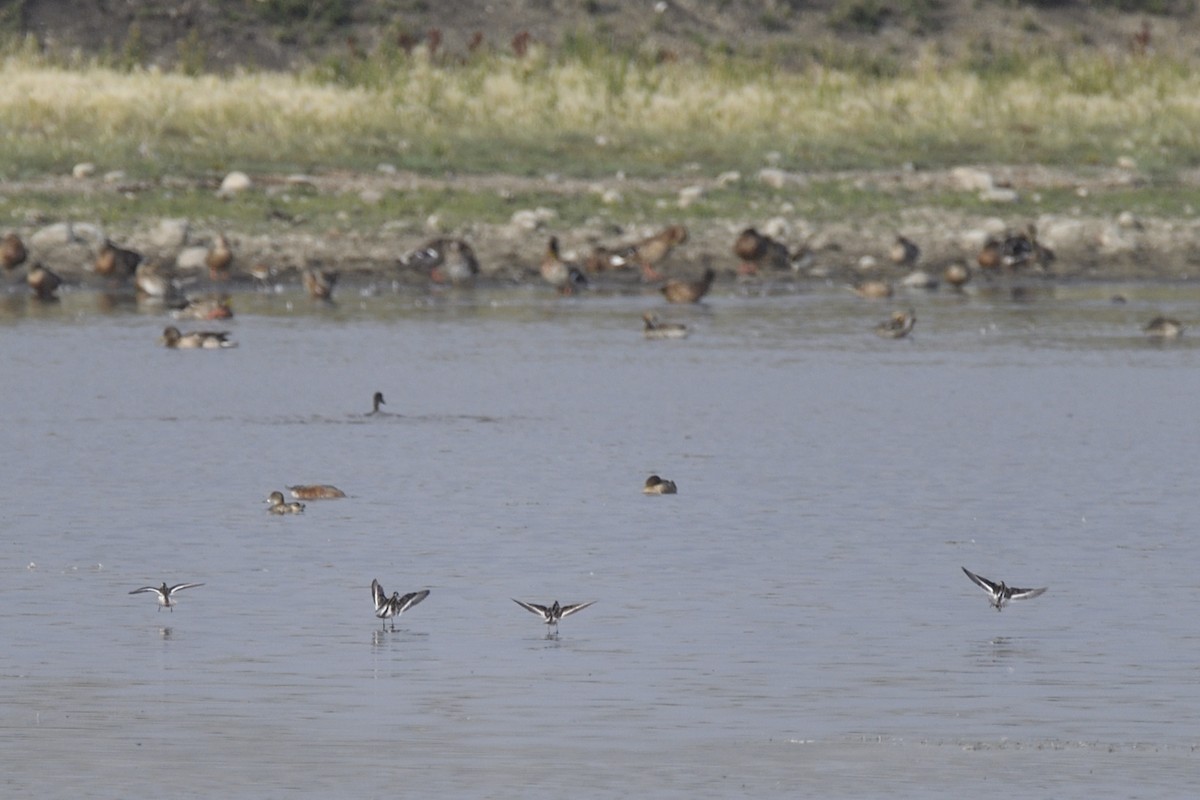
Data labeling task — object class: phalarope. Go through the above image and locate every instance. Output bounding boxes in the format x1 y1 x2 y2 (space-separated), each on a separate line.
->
129 582 204 611
961 567 1046 611
371 579 430 631
512 599 596 632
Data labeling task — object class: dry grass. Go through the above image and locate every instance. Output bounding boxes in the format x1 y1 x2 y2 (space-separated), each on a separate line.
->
3 44 1200 178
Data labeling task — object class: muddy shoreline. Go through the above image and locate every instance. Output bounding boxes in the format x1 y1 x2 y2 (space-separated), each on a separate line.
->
8 166 1200 288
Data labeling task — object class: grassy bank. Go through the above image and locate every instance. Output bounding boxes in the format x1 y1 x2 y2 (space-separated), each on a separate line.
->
4 42 1200 182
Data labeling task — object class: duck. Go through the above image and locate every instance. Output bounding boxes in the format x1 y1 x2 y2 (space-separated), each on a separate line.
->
134 260 177 300
287 484 347 500
540 237 588 295
266 491 305 514
303 266 338 300
943 263 971 290
26 263 63 301
888 234 921 268
368 391 387 414
660 267 714 303
642 311 689 340
1144 316 1184 339
643 475 678 494
402 237 480 285
851 279 893 299
874 309 916 339
172 295 233 321
976 237 1003 271
604 225 688 281
1001 224 1055 270
160 325 237 349
94 239 142 280
1 232 27 272
733 227 791 275
206 233 233 281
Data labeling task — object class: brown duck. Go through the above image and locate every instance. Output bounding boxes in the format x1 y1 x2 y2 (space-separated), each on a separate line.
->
1 232 27 272
26 263 63 301
660 267 714 304
206 233 234 281
606 225 688 281
303 266 339 300
733 227 792 275
540 237 588 295
95 239 142 280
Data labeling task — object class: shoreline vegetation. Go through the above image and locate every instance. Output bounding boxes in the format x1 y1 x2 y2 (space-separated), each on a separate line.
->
4 30 1200 283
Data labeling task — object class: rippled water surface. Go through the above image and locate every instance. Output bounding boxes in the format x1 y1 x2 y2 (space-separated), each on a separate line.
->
3 279 1199 797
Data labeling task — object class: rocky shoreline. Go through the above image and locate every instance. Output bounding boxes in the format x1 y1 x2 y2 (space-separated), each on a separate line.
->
8 165 1200 290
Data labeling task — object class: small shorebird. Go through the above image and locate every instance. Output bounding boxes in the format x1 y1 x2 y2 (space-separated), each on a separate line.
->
266 491 305 514
27 263 63 301
1 232 27 272
512 599 596 632
288 484 346 500
1144 316 1184 339
368 391 387 414
643 475 677 494
642 312 688 340
874 309 916 339
961 567 1047 612
540 236 588 295
129 582 204 611
371 579 430 631
160 326 237 349
660 267 714 304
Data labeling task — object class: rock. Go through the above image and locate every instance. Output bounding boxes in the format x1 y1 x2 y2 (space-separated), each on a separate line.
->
175 246 209 271
510 207 557 231
715 171 741 187
600 188 622 204
151 218 190 250
218 171 252 196
1117 210 1142 230
1116 155 1137 170
951 166 994 192
1038 218 1088 250
72 162 96 179
102 170 126 183
359 189 383 204
758 168 787 189
979 187 1019 203
1098 224 1137 255
857 255 878 271
678 185 704 208
900 269 938 289
762 217 790 239
30 222 77 248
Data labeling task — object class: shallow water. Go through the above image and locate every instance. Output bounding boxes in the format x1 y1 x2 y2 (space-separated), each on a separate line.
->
2 278 1199 797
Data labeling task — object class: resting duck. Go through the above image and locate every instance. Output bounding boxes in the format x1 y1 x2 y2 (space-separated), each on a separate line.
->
1 232 27 272
206 233 234 281
889 235 921 268
642 311 689 340
26 263 63 301
540 237 588 295
978 225 1054 272
943 263 971 290
95 239 142 280
172 295 233 320
160 325 237 349
287 484 347 500
874 309 916 339
851 279 893 299
604 225 688 281
266 491 305 514
1144 316 1184 339
402 237 480 285
135 260 177 300
660 267 714 303
643 475 678 494
303 266 338 300
733 227 792 275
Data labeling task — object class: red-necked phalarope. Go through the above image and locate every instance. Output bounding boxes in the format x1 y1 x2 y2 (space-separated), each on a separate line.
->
371 579 430 631
962 567 1046 611
512 599 596 632
129 582 204 611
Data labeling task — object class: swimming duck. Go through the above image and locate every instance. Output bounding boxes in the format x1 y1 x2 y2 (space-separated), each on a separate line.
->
733 227 791 275
1 232 27 272
266 491 305 514
642 311 688 340
851 279 893 299
302 266 338 300
402 237 480 285
206 233 233 281
540 237 588 295
160 325 237 349
605 225 688 281
26 263 62 301
660 267 714 304
889 234 921 268
1144 316 1184 339
95 239 142 280
874 309 916 339
288 484 347 500
172 295 233 320
643 475 678 494
943 263 971 290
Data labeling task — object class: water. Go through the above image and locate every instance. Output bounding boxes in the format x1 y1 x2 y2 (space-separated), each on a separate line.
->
2 279 1198 797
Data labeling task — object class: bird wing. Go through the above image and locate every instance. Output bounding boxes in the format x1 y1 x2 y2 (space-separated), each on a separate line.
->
559 601 597 618
371 579 388 611
168 582 204 595
1008 586 1047 601
512 599 550 620
395 589 431 614
129 586 160 595
962 567 999 593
